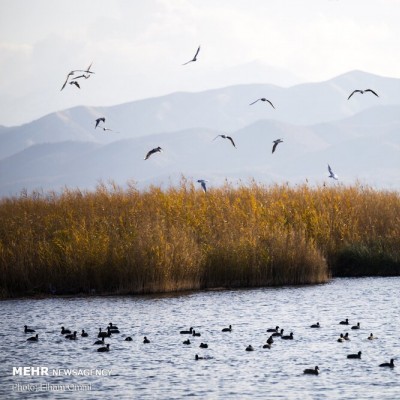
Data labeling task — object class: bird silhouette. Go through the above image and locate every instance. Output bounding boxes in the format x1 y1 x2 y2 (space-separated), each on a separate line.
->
249 98 275 108
60 63 94 90
182 46 200 65
197 179 208 193
328 164 338 180
69 81 80 89
144 146 162 160
95 118 106 128
272 139 283 154
347 89 379 100
213 135 236 148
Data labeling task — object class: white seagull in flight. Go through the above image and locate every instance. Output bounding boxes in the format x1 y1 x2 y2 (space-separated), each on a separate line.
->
328 164 338 180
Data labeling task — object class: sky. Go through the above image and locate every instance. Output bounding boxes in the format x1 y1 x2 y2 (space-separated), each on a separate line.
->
1 0 400 126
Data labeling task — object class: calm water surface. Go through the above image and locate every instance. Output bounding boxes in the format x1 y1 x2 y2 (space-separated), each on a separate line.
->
0 277 399 399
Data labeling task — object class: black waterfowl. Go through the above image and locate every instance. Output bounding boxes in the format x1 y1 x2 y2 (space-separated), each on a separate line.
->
65 331 77 340
379 359 394 368
272 328 284 337
310 322 320 328
249 98 275 108
182 45 200 65
27 334 39 342
339 318 349 325
81 330 88 337
213 134 236 148
108 323 119 329
267 326 279 333
144 146 162 160
347 351 362 359
272 139 283 154
94 338 105 345
347 89 379 100
98 328 111 338
337 334 345 343
192 330 201 337
281 332 294 340
351 322 360 330
222 325 232 332
199 343 208 349
344 333 350 341
245 345 254 351
263 343 271 349
304 366 319 375
180 327 194 334
24 325 35 333
143 336 150 344
183 339 191 345
97 344 110 352
109 328 120 334
266 335 274 345
61 326 71 335
368 333 377 340
195 354 204 360
125 336 133 341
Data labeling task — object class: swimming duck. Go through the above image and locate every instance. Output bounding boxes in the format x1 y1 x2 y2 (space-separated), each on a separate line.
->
61 326 71 335
272 329 284 337
246 345 254 351
192 330 201 337
337 334 345 343
81 330 88 337
66 331 77 340
339 319 349 325
183 339 191 345
98 328 111 338
267 326 279 333
222 325 232 332
195 354 204 360
180 327 194 334
266 335 274 345
344 333 350 341
125 337 133 341
310 322 320 328
351 322 360 330
94 338 105 345
143 336 150 344
263 343 271 349
27 334 39 342
379 359 394 368
97 344 110 352
304 366 319 375
199 343 208 348
367 333 377 340
24 325 35 333
347 351 362 359
281 332 294 340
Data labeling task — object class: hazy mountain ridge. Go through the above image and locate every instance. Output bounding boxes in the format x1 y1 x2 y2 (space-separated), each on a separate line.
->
0 71 399 196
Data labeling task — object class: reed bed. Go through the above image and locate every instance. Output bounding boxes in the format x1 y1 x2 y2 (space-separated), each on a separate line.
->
0 180 399 298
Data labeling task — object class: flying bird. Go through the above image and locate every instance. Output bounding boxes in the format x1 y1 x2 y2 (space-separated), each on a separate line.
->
95 117 106 128
249 98 275 108
197 179 209 193
60 63 94 90
272 139 283 154
213 134 236 148
100 127 119 133
328 164 338 180
347 89 379 100
69 81 80 89
144 146 162 160
182 46 200 65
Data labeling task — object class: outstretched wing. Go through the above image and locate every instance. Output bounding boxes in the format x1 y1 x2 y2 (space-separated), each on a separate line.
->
365 89 379 97
249 98 260 105
227 136 236 148
266 99 275 109
272 142 278 153
193 46 200 59
347 90 360 100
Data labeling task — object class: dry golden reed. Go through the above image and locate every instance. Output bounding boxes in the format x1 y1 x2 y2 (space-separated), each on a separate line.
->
0 180 399 297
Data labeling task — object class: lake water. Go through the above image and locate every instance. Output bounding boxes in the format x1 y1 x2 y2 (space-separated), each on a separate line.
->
1 277 399 399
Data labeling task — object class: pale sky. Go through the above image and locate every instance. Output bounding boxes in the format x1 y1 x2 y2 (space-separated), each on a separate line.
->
1 0 399 126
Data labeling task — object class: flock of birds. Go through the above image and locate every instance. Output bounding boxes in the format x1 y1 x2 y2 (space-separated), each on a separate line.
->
23 315 394 375
60 47 381 192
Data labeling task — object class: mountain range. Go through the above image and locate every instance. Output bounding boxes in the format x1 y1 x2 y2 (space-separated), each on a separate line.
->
0 70 399 197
